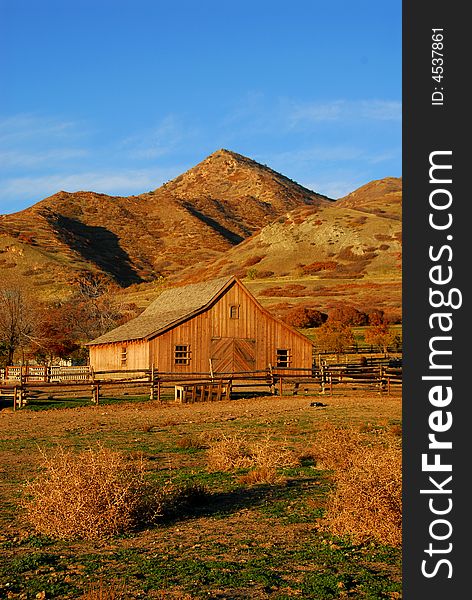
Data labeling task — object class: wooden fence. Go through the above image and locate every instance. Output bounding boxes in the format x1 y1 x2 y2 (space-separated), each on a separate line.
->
1 365 90 383
0 359 401 410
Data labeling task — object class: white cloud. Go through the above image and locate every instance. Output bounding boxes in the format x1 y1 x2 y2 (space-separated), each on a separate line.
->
289 101 344 124
0 114 88 146
119 114 197 160
289 99 401 126
0 165 184 213
0 148 89 169
267 146 365 164
301 177 366 199
359 100 402 120
263 145 399 174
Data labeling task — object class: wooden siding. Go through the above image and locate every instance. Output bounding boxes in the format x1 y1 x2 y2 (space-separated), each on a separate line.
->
89 280 313 374
148 281 313 374
89 340 149 372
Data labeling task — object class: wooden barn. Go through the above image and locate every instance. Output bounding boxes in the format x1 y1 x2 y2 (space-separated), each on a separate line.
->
87 276 314 375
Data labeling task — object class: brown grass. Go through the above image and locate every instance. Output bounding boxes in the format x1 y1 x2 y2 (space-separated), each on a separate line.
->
80 579 126 599
313 423 402 547
21 444 171 540
242 254 266 267
313 422 364 471
206 434 299 479
238 465 280 485
176 434 207 450
260 284 308 298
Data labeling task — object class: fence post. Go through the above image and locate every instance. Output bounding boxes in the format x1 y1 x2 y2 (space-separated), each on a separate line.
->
268 364 275 395
209 359 214 381
91 383 100 405
279 376 283 397
17 386 24 407
320 364 324 394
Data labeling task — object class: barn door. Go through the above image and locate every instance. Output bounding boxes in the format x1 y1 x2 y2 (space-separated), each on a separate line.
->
210 338 234 373
211 338 256 373
233 338 256 372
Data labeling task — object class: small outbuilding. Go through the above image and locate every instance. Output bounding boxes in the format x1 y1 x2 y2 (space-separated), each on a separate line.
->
87 276 314 375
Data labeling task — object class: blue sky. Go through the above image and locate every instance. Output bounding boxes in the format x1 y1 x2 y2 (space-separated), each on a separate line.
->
0 0 401 214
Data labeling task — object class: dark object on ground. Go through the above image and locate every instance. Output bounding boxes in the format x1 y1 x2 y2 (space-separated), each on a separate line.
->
310 401 327 407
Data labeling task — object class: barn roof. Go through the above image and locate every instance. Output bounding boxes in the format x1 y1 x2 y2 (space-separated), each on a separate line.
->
87 276 235 345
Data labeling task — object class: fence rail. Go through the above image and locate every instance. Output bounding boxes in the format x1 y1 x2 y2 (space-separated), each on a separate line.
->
1 365 91 383
1 359 401 410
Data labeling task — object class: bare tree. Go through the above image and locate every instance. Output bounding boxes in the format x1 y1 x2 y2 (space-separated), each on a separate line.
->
0 287 39 365
65 273 141 341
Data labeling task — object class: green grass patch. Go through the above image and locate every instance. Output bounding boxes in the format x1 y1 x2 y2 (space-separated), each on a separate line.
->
23 395 153 411
1 391 402 599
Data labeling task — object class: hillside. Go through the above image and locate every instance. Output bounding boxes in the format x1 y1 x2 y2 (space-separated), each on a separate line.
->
0 149 329 299
336 177 402 220
173 177 402 319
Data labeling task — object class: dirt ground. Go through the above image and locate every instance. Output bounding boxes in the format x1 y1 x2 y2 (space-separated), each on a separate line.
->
0 391 402 599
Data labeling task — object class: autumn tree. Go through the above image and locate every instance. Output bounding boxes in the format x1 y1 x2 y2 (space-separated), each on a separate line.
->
328 305 368 326
364 311 393 355
31 304 81 365
282 307 328 328
315 320 355 359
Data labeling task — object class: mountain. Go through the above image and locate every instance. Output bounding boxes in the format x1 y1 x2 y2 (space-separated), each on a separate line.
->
336 177 402 220
175 177 402 319
180 177 402 281
0 149 330 298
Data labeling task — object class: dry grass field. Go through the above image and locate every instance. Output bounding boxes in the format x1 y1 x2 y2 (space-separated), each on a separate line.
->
0 391 402 599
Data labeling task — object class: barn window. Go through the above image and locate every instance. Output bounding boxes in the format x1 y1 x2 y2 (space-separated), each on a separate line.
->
229 305 240 319
276 349 291 368
174 344 191 365
121 346 127 366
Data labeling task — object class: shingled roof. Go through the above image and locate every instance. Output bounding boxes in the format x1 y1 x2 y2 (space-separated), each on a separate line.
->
87 276 235 345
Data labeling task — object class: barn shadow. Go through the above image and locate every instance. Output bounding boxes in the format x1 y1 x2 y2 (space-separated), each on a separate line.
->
47 214 144 286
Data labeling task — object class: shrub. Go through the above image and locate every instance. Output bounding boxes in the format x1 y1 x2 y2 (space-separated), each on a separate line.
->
260 284 307 298
313 423 402 547
238 466 279 485
246 268 274 279
282 307 327 328
242 255 265 267
323 444 402 547
312 422 364 472
328 305 368 326
21 445 183 540
255 269 275 278
176 434 207 450
301 261 337 275
206 434 299 479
